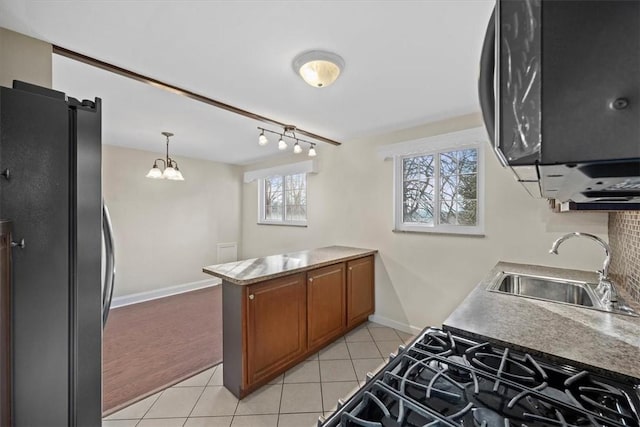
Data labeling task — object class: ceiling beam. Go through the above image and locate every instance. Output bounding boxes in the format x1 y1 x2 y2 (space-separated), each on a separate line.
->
52 45 342 146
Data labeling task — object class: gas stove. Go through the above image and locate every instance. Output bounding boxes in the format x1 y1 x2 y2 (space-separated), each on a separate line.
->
320 328 640 427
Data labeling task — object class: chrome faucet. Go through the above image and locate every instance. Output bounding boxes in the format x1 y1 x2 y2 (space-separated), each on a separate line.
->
549 232 618 306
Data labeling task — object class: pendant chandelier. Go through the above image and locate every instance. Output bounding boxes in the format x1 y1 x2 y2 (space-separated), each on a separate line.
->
145 132 185 181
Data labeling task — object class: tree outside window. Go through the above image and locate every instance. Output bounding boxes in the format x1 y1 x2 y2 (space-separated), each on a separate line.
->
260 173 307 225
397 147 482 234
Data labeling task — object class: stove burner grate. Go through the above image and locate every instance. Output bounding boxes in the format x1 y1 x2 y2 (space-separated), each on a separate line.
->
472 408 510 427
465 343 548 390
565 370 640 426
339 381 461 427
412 330 456 357
320 329 640 427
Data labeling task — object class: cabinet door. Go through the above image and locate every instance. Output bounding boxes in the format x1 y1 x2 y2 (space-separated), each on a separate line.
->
347 256 375 328
307 263 346 350
246 274 306 385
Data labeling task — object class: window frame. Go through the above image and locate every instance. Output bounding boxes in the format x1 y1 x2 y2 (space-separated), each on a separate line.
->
393 143 484 236
258 173 308 227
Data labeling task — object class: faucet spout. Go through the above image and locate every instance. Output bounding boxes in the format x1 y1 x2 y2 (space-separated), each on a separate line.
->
548 232 610 278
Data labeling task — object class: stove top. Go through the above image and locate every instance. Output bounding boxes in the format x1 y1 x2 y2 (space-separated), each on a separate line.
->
320 328 640 427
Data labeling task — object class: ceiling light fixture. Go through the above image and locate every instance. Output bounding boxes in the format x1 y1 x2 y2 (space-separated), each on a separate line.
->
257 126 319 157
278 136 288 150
145 132 185 181
292 50 345 88
258 130 269 146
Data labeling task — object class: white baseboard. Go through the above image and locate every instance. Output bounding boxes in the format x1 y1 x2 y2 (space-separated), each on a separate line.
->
110 278 221 308
367 314 423 335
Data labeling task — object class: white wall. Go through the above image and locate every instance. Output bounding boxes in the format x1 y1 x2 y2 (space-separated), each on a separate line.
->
241 113 609 331
103 144 242 297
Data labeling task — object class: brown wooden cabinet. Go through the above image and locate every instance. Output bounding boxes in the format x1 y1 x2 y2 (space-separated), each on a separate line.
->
0 221 12 427
245 273 307 386
221 252 375 398
307 263 346 351
347 255 375 328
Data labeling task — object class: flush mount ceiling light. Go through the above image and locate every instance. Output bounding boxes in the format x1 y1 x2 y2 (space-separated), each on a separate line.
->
145 131 185 181
293 50 345 88
257 126 319 157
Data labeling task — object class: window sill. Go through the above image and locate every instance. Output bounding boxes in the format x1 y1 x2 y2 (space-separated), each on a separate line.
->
392 228 485 238
257 221 308 228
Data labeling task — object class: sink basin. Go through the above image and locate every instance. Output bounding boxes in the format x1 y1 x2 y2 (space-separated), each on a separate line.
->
491 273 598 306
487 272 638 316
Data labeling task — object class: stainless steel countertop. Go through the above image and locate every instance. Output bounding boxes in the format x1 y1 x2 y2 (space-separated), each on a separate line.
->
443 261 640 382
202 245 377 285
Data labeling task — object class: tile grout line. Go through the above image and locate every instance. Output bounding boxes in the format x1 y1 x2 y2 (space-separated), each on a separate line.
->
133 388 165 426
318 352 326 416
182 365 216 424
230 378 241 426
276 376 285 427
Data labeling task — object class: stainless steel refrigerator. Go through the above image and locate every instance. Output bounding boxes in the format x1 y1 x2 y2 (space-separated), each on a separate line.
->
0 80 108 426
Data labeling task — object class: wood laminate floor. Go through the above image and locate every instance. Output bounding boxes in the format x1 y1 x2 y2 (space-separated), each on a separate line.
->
103 285 222 415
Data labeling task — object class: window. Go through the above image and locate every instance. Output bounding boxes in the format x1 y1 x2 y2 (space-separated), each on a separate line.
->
394 146 483 235
259 173 307 226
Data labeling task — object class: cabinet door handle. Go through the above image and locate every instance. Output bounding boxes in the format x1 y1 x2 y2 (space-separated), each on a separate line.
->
248 294 255 300
348 267 352 271
309 278 314 283
11 238 25 249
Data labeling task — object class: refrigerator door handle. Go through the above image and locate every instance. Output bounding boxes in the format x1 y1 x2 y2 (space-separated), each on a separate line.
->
102 203 116 327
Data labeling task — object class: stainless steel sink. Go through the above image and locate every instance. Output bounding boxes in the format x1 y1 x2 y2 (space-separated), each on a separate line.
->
487 272 638 316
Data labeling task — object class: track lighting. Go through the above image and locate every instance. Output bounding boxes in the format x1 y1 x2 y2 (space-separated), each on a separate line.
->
257 126 321 157
145 132 185 181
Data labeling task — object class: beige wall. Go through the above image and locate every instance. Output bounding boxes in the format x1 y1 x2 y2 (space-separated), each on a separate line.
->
241 113 609 331
103 145 242 297
0 27 51 88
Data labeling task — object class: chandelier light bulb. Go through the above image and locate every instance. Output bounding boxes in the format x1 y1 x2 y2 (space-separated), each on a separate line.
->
293 142 302 154
162 166 177 179
171 169 185 181
308 144 317 157
145 164 163 179
278 137 288 151
258 131 269 146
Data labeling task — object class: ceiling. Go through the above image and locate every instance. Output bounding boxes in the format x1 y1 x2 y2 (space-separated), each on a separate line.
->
0 0 494 165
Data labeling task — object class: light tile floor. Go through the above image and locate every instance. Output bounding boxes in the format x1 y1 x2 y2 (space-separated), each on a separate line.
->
103 322 415 427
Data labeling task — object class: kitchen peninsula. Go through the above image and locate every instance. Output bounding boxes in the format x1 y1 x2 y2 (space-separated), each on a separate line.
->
203 245 377 398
